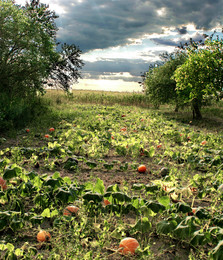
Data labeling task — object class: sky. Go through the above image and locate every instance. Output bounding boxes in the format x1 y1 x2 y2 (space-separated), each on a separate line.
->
15 0 223 92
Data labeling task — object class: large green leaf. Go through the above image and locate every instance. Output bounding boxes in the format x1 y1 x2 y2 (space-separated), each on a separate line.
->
3 166 21 180
190 231 207 246
158 196 170 208
145 201 165 213
93 178 105 195
55 188 71 204
83 192 103 203
111 192 131 203
175 202 192 213
133 217 151 233
157 220 178 235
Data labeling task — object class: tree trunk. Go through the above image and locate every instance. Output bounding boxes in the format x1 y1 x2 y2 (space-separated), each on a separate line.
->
192 98 202 119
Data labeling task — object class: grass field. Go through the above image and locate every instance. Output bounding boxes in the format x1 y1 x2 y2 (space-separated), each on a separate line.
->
0 90 222 259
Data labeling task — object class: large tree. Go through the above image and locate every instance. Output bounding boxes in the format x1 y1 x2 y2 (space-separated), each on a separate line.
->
0 0 84 130
173 37 223 119
0 0 83 100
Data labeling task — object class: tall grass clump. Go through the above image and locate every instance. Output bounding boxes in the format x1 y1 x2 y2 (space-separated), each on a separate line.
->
45 89 149 107
0 94 50 132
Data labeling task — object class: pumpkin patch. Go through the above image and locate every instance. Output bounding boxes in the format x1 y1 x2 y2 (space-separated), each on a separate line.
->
0 94 222 259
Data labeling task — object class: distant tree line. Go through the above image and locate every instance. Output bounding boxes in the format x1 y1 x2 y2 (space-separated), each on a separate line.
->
142 32 223 119
0 0 84 130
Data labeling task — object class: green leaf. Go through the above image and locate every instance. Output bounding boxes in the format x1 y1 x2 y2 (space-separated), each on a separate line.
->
190 231 206 246
6 243 15 251
0 244 8 250
0 159 8 168
175 202 192 213
63 177 72 184
15 248 24 256
145 184 159 193
195 207 210 219
157 220 177 235
111 192 131 203
158 196 170 208
52 171 61 179
0 218 8 231
148 147 155 157
93 178 105 195
211 240 223 260
55 188 71 204
83 192 103 203
132 184 144 190
110 228 123 239
41 208 51 218
133 217 151 233
145 201 166 213
10 219 24 232
86 161 97 169
174 224 191 239
44 178 62 189
26 171 38 180
63 158 78 171
3 166 21 180
119 162 128 171
106 184 120 192
30 216 44 225
103 163 114 170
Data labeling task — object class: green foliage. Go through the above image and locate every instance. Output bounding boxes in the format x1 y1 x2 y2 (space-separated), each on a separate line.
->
0 95 222 258
144 52 186 109
143 32 223 119
0 0 59 99
0 0 83 131
174 38 223 119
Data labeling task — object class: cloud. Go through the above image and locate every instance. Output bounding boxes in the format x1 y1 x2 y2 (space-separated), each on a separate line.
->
55 0 223 52
176 26 188 35
81 58 152 81
150 32 206 47
14 0 223 91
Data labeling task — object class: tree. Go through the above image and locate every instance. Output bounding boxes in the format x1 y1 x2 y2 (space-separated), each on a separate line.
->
0 0 58 100
0 0 84 100
173 37 223 119
0 0 84 130
48 43 84 91
144 52 186 109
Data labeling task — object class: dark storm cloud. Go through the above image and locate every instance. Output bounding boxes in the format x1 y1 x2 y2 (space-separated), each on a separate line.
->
82 58 151 81
56 0 223 52
150 32 205 47
177 26 188 35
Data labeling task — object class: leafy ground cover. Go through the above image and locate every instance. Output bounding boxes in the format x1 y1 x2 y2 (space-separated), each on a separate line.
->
0 92 223 259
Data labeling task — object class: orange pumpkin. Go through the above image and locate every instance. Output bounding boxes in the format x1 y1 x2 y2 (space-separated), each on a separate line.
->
137 165 146 173
63 206 79 216
37 230 51 242
104 199 110 206
119 237 139 255
0 177 7 191
187 208 197 216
